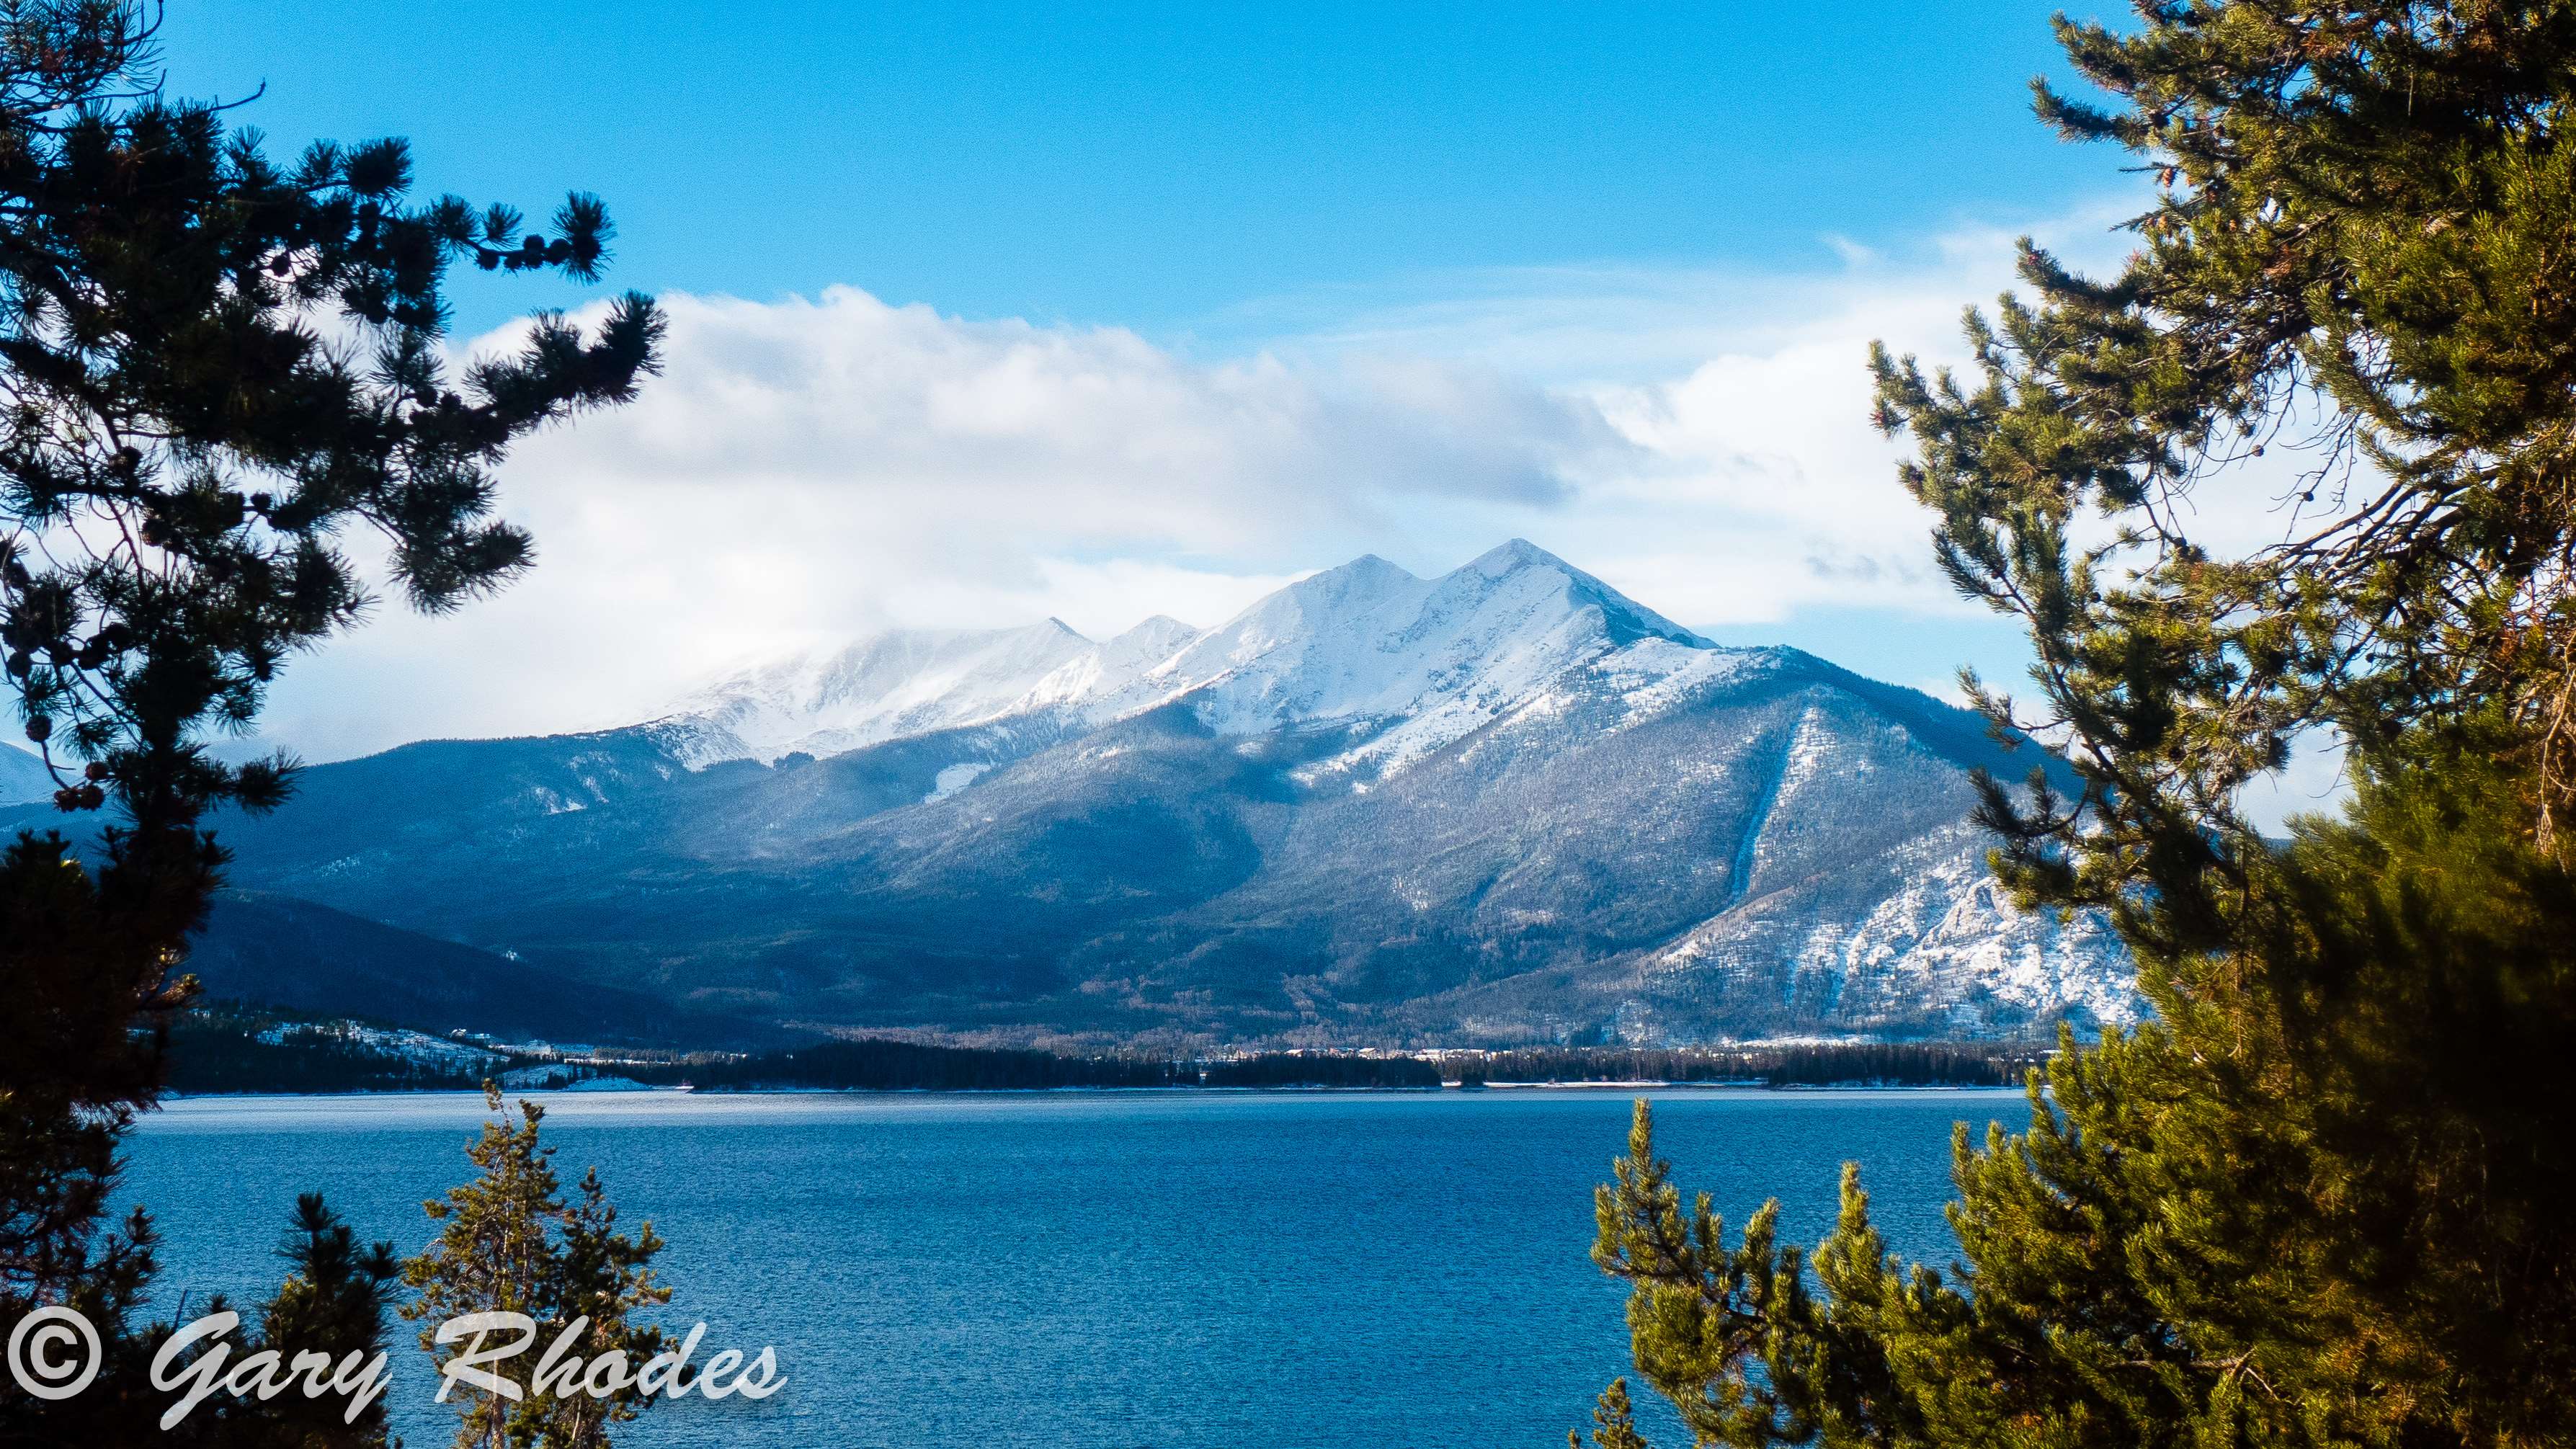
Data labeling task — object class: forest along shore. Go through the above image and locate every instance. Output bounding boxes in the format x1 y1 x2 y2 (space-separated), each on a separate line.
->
162 1010 2054 1096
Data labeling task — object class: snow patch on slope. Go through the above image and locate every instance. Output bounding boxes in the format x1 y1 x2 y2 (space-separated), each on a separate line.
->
253 1020 509 1074
0 743 53 805
652 539 1742 785
614 538 2139 1037
1654 821 2142 1033
656 621 1095 767
923 761 994 803
1106 540 1742 779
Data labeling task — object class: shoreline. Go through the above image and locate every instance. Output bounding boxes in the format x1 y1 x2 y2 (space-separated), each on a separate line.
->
158 1079 2031 1102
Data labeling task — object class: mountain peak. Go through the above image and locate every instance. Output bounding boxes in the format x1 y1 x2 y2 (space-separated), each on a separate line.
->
1292 553 1420 601
1430 540 1704 650
1338 552 1414 578
1092 615 1203 677
654 542 1719 772
1464 538 1569 575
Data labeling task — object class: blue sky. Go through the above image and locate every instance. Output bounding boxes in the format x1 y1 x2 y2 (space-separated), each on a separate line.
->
163 1 2105 333
143 1 2306 803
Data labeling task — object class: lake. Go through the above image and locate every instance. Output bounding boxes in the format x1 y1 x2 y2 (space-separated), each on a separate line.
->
122 1088 2025 1448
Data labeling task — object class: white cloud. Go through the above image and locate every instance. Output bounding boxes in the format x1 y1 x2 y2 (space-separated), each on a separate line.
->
244 287 1631 758
252 195 2331 777
1177 199 2159 628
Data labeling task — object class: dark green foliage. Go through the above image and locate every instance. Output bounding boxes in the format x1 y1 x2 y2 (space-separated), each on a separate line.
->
13 1191 403 1445
1585 4 2576 1446
402 1087 669 1449
200 1195 406 1447
1868 0 2576 919
0 826 198 1319
1572 1378 1653 1449
1590 763 2576 1448
161 1005 487 1094
0 14 659 835
0 4 660 1439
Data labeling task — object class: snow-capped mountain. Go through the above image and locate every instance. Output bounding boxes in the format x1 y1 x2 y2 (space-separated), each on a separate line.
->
1099 541 1734 780
664 540 1742 783
656 620 1102 767
83 540 2140 1046
0 743 52 806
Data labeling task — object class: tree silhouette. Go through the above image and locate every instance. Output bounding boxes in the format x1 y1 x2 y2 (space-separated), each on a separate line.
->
0 4 662 1440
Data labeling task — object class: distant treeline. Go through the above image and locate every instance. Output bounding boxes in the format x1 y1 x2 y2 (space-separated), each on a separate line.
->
165 1006 2051 1095
659 1040 2029 1092
164 1009 491 1095
1756 1043 2037 1087
639 1038 1185 1091
1451 1043 2044 1088
1202 1053 1442 1089
639 1041 1443 1091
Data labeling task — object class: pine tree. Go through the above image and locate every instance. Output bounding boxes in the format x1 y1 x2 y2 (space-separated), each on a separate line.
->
401 1087 671 1449
1583 4 2576 1446
1572 1378 1654 1449
0 2 661 1439
177 1195 406 1448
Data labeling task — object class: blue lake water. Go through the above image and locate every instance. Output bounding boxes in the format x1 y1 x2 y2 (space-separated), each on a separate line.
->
121 1088 2025 1448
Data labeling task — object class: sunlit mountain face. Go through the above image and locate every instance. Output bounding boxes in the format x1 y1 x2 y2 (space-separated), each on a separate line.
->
27 542 2136 1047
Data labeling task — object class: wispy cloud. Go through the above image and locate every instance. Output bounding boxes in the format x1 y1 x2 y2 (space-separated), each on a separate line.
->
244 196 2185 764
244 287 1629 758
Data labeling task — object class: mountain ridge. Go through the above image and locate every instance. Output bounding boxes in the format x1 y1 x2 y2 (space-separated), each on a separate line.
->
650 540 1767 796
0 743 51 806
4 540 2139 1046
